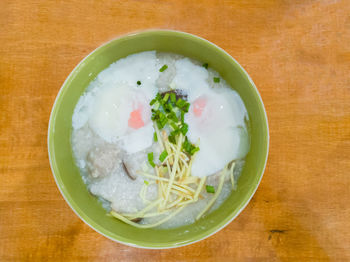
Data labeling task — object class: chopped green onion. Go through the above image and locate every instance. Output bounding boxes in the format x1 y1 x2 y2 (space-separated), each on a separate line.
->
168 102 174 110
190 147 199 155
151 110 159 120
159 150 168 162
150 99 157 106
213 77 220 83
180 123 188 135
149 91 200 158
170 122 178 130
159 112 166 121
170 93 176 103
182 138 191 153
163 93 170 102
157 117 168 129
180 110 185 123
167 111 178 122
202 63 208 69
183 102 190 113
176 99 186 108
172 107 179 115
153 101 160 111
206 185 215 193
155 93 162 100
170 130 180 138
159 64 168 72
148 152 155 168
144 180 149 185
168 135 176 144
182 137 199 155
164 103 173 113
137 80 141 86
157 116 168 129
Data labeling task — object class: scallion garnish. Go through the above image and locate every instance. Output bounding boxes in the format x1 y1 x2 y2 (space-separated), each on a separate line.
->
153 101 160 111
176 99 186 108
159 64 168 72
183 102 190 113
163 93 170 102
213 77 220 83
159 150 168 162
156 93 162 100
170 122 178 131
191 147 199 155
156 112 168 129
153 132 158 142
180 123 188 135
182 137 199 156
168 135 176 144
148 152 155 167
180 110 185 123
144 180 149 185
137 80 141 85
150 99 157 106
170 92 176 103
164 103 173 113
167 111 178 122
206 185 215 193
149 90 200 163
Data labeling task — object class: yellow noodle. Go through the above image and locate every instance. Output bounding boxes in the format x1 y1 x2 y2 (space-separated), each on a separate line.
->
194 176 206 201
120 199 162 220
196 168 226 220
137 172 195 194
166 196 184 209
181 176 199 185
177 199 195 206
110 205 186 229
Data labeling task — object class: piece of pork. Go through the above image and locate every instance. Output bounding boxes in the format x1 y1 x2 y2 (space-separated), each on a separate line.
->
86 146 119 178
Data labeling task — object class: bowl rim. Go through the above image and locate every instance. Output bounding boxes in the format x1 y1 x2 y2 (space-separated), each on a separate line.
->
47 29 269 249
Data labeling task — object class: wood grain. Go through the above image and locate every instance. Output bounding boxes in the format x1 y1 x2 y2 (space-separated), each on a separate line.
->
1 0 349 261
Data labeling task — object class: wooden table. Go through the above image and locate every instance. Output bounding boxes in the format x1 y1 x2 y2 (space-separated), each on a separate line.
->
1 0 349 261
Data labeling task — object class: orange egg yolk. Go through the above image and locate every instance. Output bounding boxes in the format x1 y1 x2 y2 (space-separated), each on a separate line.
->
193 97 207 117
128 108 144 129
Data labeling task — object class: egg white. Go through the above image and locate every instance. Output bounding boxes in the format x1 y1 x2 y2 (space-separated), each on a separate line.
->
174 58 249 177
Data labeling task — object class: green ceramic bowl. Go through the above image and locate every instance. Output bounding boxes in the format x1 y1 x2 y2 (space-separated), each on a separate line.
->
48 30 269 249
